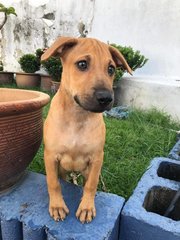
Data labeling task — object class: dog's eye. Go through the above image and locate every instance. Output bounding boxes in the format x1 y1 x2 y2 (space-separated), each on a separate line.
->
76 60 88 71
108 65 115 76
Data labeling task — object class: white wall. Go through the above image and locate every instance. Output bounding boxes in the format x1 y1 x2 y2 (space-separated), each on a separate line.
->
0 0 180 79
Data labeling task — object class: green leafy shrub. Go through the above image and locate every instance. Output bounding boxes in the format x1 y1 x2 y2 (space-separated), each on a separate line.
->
0 61 3 71
19 54 40 73
35 48 44 60
111 44 148 81
41 57 62 82
114 68 124 81
35 48 44 66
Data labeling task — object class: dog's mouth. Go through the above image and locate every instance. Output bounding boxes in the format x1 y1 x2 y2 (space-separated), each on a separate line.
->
74 94 114 113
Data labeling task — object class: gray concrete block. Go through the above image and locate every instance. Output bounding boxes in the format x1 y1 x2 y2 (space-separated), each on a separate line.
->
169 139 180 161
23 223 46 240
0 171 125 240
1 219 22 240
119 157 180 240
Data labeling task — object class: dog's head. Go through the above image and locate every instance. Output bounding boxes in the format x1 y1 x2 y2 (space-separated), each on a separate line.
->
41 37 132 113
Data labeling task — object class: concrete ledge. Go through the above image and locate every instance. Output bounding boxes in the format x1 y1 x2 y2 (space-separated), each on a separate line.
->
116 76 180 121
169 139 180 161
0 172 125 240
119 157 180 240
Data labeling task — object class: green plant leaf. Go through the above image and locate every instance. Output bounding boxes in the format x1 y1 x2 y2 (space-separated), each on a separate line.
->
0 3 5 8
6 7 17 16
0 4 17 15
0 7 6 13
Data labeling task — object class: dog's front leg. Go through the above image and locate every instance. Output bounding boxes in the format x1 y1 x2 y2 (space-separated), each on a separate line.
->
44 150 69 221
76 152 103 223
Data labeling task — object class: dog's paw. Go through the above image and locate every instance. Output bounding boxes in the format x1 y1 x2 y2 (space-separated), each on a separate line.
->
49 198 69 221
76 198 96 223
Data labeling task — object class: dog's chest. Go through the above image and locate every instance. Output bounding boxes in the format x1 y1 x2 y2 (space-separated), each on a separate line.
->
58 132 91 172
59 122 99 153
56 121 104 172
59 153 90 172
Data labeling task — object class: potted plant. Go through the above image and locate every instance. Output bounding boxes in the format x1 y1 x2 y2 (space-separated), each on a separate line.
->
41 56 62 93
0 60 14 85
0 3 17 85
111 44 148 105
34 48 52 92
16 53 41 88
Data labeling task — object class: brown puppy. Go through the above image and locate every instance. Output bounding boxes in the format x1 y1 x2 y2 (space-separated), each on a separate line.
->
41 37 132 223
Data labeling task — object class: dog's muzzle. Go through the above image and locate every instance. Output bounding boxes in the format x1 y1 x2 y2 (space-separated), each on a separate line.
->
74 89 114 113
95 89 113 106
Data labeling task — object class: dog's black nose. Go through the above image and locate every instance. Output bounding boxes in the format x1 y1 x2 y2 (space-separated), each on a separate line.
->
95 90 113 105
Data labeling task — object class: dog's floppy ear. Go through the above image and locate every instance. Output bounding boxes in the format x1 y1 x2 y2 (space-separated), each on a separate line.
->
109 46 132 75
41 37 78 61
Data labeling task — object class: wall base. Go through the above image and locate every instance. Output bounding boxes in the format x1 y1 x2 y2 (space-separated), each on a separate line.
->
116 76 180 121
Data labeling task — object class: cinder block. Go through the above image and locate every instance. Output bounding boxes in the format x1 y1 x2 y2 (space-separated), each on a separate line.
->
23 223 46 240
0 224 2 240
169 139 180 161
119 157 180 240
0 172 125 240
1 219 22 240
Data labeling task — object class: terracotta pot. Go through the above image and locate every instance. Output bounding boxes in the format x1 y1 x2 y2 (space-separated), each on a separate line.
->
41 75 52 92
0 72 14 85
0 88 50 192
51 81 60 94
16 72 40 88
